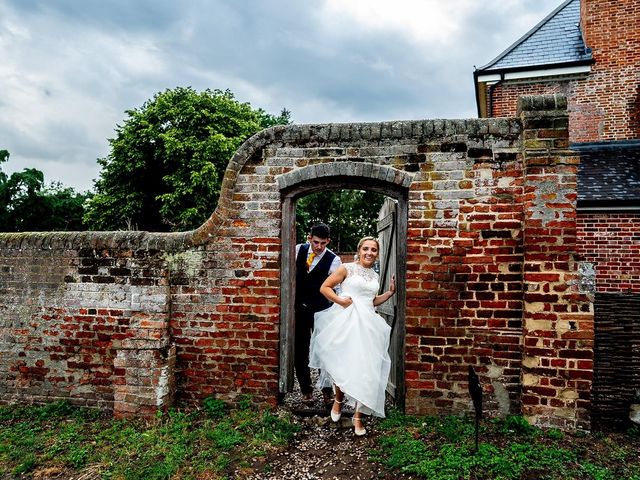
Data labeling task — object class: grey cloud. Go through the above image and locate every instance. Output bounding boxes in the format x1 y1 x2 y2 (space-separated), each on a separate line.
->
0 0 563 190
5 0 178 31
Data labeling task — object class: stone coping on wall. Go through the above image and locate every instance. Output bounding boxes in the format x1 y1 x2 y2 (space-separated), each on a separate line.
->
0 230 194 251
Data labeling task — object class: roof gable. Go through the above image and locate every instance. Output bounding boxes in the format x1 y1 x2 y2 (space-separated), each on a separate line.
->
478 0 591 72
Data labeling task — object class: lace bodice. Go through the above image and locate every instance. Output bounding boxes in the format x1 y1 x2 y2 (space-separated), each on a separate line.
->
342 262 379 300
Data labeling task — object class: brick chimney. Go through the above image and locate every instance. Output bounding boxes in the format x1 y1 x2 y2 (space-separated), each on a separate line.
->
579 0 592 50
579 0 640 70
578 0 640 140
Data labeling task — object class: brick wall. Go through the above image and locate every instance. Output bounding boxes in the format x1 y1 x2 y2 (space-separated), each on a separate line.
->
0 234 179 416
403 123 525 416
0 95 594 430
577 212 640 293
518 95 594 430
489 82 604 143
489 82 563 119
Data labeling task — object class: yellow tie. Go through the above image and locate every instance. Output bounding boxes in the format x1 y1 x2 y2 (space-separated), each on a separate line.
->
306 252 316 271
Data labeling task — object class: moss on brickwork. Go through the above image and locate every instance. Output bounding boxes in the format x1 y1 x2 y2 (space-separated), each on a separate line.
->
164 250 204 278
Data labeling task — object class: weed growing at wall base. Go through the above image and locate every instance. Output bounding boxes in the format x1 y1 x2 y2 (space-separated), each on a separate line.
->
0 398 299 479
373 410 640 480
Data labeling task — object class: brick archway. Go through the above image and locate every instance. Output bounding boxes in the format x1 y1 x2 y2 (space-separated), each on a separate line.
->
277 162 414 192
277 166 409 408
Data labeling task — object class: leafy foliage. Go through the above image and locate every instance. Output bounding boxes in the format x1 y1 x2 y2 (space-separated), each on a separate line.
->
202 396 228 419
84 87 290 232
0 150 90 232
296 189 386 252
492 414 538 436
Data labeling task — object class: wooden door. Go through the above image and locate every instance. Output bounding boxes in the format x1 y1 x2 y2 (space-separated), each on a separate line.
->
377 198 399 400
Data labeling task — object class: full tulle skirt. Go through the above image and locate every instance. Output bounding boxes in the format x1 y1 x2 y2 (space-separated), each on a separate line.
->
309 297 391 417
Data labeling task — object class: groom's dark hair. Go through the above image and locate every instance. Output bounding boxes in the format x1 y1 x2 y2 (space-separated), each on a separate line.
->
310 223 330 239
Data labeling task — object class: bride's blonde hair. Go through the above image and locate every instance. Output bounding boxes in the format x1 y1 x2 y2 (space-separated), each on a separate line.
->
354 236 380 261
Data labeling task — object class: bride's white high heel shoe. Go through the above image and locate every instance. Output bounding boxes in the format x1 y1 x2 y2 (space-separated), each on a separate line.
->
330 398 343 422
352 415 366 436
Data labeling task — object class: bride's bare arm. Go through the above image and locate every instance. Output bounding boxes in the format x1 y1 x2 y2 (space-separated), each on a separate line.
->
320 265 351 308
373 274 396 306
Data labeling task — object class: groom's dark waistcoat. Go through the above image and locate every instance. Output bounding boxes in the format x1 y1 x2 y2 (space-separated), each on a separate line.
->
295 243 335 313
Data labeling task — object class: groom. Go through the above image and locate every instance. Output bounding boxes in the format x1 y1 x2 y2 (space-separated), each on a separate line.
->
295 222 341 406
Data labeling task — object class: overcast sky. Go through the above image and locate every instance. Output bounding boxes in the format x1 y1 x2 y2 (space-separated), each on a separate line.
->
0 0 560 191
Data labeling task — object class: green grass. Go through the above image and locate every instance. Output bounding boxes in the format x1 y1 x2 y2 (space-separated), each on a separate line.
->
0 397 299 480
2 401 640 480
373 410 640 480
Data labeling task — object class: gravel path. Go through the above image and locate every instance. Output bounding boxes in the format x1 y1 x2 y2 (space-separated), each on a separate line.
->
240 410 418 480
237 384 419 480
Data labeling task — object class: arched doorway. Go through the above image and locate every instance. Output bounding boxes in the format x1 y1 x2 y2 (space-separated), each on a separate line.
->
278 174 408 409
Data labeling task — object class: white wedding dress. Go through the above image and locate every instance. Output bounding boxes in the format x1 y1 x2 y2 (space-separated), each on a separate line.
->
309 262 391 417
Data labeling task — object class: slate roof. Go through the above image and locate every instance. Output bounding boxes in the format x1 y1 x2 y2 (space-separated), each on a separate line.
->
478 0 592 72
574 142 640 208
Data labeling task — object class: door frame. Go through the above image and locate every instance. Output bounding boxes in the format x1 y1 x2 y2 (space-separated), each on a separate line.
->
279 177 408 409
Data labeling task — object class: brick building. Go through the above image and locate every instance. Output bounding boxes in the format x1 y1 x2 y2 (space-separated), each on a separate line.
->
474 0 640 428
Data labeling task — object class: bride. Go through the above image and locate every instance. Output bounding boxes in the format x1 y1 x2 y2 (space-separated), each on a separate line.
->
308 236 396 436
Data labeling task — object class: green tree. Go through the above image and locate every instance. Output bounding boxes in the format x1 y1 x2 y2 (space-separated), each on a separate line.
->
0 149 11 229
0 150 90 232
84 87 290 231
296 190 386 253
